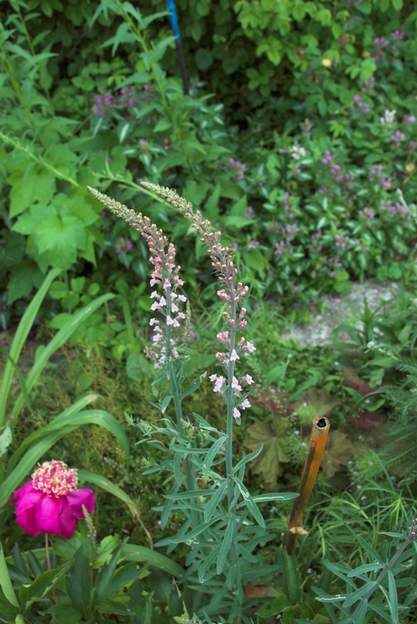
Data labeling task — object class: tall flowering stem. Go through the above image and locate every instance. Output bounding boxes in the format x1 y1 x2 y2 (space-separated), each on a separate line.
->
87 188 195 494
140 183 255 506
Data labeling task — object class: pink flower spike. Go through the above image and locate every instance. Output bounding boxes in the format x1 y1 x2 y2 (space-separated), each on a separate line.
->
232 376 242 391
12 460 95 539
149 318 159 326
240 399 251 410
163 279 171 289
239 319 247 328
246 341 256 353
233 407 241 420
150 291 159 299
178 295 187 302
217 331 229 343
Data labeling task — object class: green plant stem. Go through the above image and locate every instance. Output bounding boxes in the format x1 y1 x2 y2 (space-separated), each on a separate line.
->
0 132 80 189
164 287 198 527
224 299 243 621
45 534 51 571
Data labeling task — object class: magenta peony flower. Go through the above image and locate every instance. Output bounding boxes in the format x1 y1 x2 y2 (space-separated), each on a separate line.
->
12 460 95 539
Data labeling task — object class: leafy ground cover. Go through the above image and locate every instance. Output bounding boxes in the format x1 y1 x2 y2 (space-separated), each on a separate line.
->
0 1 417 623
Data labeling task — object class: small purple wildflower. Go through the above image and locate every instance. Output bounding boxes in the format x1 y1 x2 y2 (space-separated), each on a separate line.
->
228 158 247 181
321 151 333 165
390 130 405 146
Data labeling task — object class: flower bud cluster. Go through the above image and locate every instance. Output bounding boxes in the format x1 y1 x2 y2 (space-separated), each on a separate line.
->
87 187 187 368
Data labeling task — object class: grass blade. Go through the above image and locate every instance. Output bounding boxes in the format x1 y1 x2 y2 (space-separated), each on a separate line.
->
9 294 114 423
0 268 60 428
7 394 99 468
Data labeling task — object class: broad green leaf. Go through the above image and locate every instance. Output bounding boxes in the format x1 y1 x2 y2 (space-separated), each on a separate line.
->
66 546 92 614
0 268 60 429
19 565 68 608
244 419 291 488
78 471 138 519
95 546 122 604
121 544 183 577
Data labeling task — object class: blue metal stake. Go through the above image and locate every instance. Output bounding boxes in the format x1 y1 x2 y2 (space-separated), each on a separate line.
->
167 0 190 95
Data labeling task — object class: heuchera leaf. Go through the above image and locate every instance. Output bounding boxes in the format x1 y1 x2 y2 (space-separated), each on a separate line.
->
244 418 291 488
321 431 353 477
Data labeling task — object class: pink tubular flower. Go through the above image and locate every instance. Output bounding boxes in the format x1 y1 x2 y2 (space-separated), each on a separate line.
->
12 460 95 539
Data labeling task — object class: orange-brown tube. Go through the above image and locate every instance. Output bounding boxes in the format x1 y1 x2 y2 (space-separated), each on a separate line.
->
286 415 330 553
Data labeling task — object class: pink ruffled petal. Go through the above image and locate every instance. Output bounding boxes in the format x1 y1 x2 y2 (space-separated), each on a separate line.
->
67 488 95 519
58 502 78 539
37 495 63 536
16 503 41 536
14 483 43 513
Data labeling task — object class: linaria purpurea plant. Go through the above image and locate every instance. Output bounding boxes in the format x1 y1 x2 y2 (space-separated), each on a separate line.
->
88 185 297 621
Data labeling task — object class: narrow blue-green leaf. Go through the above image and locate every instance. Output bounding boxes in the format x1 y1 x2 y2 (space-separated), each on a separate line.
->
204 481 227 522
252 492 298 503
343 581 376 608
165 489 213 500
347 562 383 578
78 471 138 519
10 294 114 422
387 570 398 624
216 518 235 575
352 597 369 624
234 478 265 528
121 544 183 577
0 268 60 428
204 435 227 470
233 446 263 474
156 516 221 547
